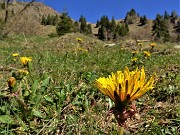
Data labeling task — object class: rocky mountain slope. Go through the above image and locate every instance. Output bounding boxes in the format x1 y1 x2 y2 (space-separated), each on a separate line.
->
0 1 59 35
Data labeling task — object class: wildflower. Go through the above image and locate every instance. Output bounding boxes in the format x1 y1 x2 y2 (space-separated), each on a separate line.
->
131 57 138 62
7 77 17 90
76 38 83 44
12 69 29 80
95 66 156 127
149 43 156 47
149 43 156 52
77 47 88 52
20 57 32 66
12 53 19 57
144 51 151 58
18 69 29 75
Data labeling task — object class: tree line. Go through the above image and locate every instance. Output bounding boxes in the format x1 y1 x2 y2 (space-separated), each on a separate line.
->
41 8 179 42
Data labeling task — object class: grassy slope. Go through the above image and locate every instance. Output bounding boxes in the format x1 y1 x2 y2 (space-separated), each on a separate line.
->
0 34 180 134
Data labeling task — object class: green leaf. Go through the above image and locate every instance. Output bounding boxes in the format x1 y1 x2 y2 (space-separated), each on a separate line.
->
40 77 50 92
32 109 43 118
44 95 53 103
31 79 39 99
0 115 14 124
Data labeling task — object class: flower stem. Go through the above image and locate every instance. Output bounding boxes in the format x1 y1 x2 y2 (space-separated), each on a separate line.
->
118 126 124 135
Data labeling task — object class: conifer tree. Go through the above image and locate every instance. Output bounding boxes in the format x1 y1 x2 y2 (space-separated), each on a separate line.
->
98 25 107 40
52 14 59 26
170 10 178 24
95 19 100 28
108 17 116 39
73 21 80 32
140 15 147 26
176 19 180 33
115 23 129 37
79 15 87 33
124 8 138 24
97 15 110 40
56 12 74 36
110 17 116 31
87 24 92 34
164 11 170 20
152 14 170 42
79 15 92 35
41 15 47 25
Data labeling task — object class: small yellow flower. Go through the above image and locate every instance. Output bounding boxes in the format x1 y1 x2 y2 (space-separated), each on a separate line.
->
95 66 156 103
18 69 29 75
20 57 32 66
12 53 19 57
76 38 83 44
144 51 151 58
149 43 156 47
77 47 88 52
7 77 16 89
131 57 138 62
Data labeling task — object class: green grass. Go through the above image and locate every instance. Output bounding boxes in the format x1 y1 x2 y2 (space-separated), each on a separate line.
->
0 35 180 134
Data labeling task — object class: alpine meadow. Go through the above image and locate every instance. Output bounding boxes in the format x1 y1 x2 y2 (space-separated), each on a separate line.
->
0 1 180 135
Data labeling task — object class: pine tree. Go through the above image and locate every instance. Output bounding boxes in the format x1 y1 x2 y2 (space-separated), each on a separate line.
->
170 10 178 24
87 24 92 34
152 14 170 42
41 15 47 25
97 15 110 40
98 26 107 40
124 8 138 24
73 21 80 32
52 14 59 26
46 14 51 25
125 13 133 24
108 17 116 39
176 19 180 33
79 15 92 35
140 15 148 26
56 12 74 36
129 8 136 16
116 23 129 37
79 15 87 33
95 19 100 28
164 11 170 20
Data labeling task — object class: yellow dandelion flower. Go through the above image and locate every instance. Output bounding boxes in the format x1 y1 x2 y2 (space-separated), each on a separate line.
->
20 57 32 66
144 51 151 57
18 69 29 75
12 53 19 57
131 51 138 54
76 38 83 44
131 57 138 62
149 43 156 47
95 66 156 103
7 77 16 89
78 47 88 52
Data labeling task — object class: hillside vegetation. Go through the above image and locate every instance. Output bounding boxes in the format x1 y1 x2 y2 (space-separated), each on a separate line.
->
0 1 180 135
0 1 58 35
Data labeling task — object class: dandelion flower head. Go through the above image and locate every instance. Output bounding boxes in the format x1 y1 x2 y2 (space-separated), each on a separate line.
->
20 57 32 66
95 66 156 104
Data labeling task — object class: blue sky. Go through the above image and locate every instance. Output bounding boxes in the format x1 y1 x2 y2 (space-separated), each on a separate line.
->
22 0 180 23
